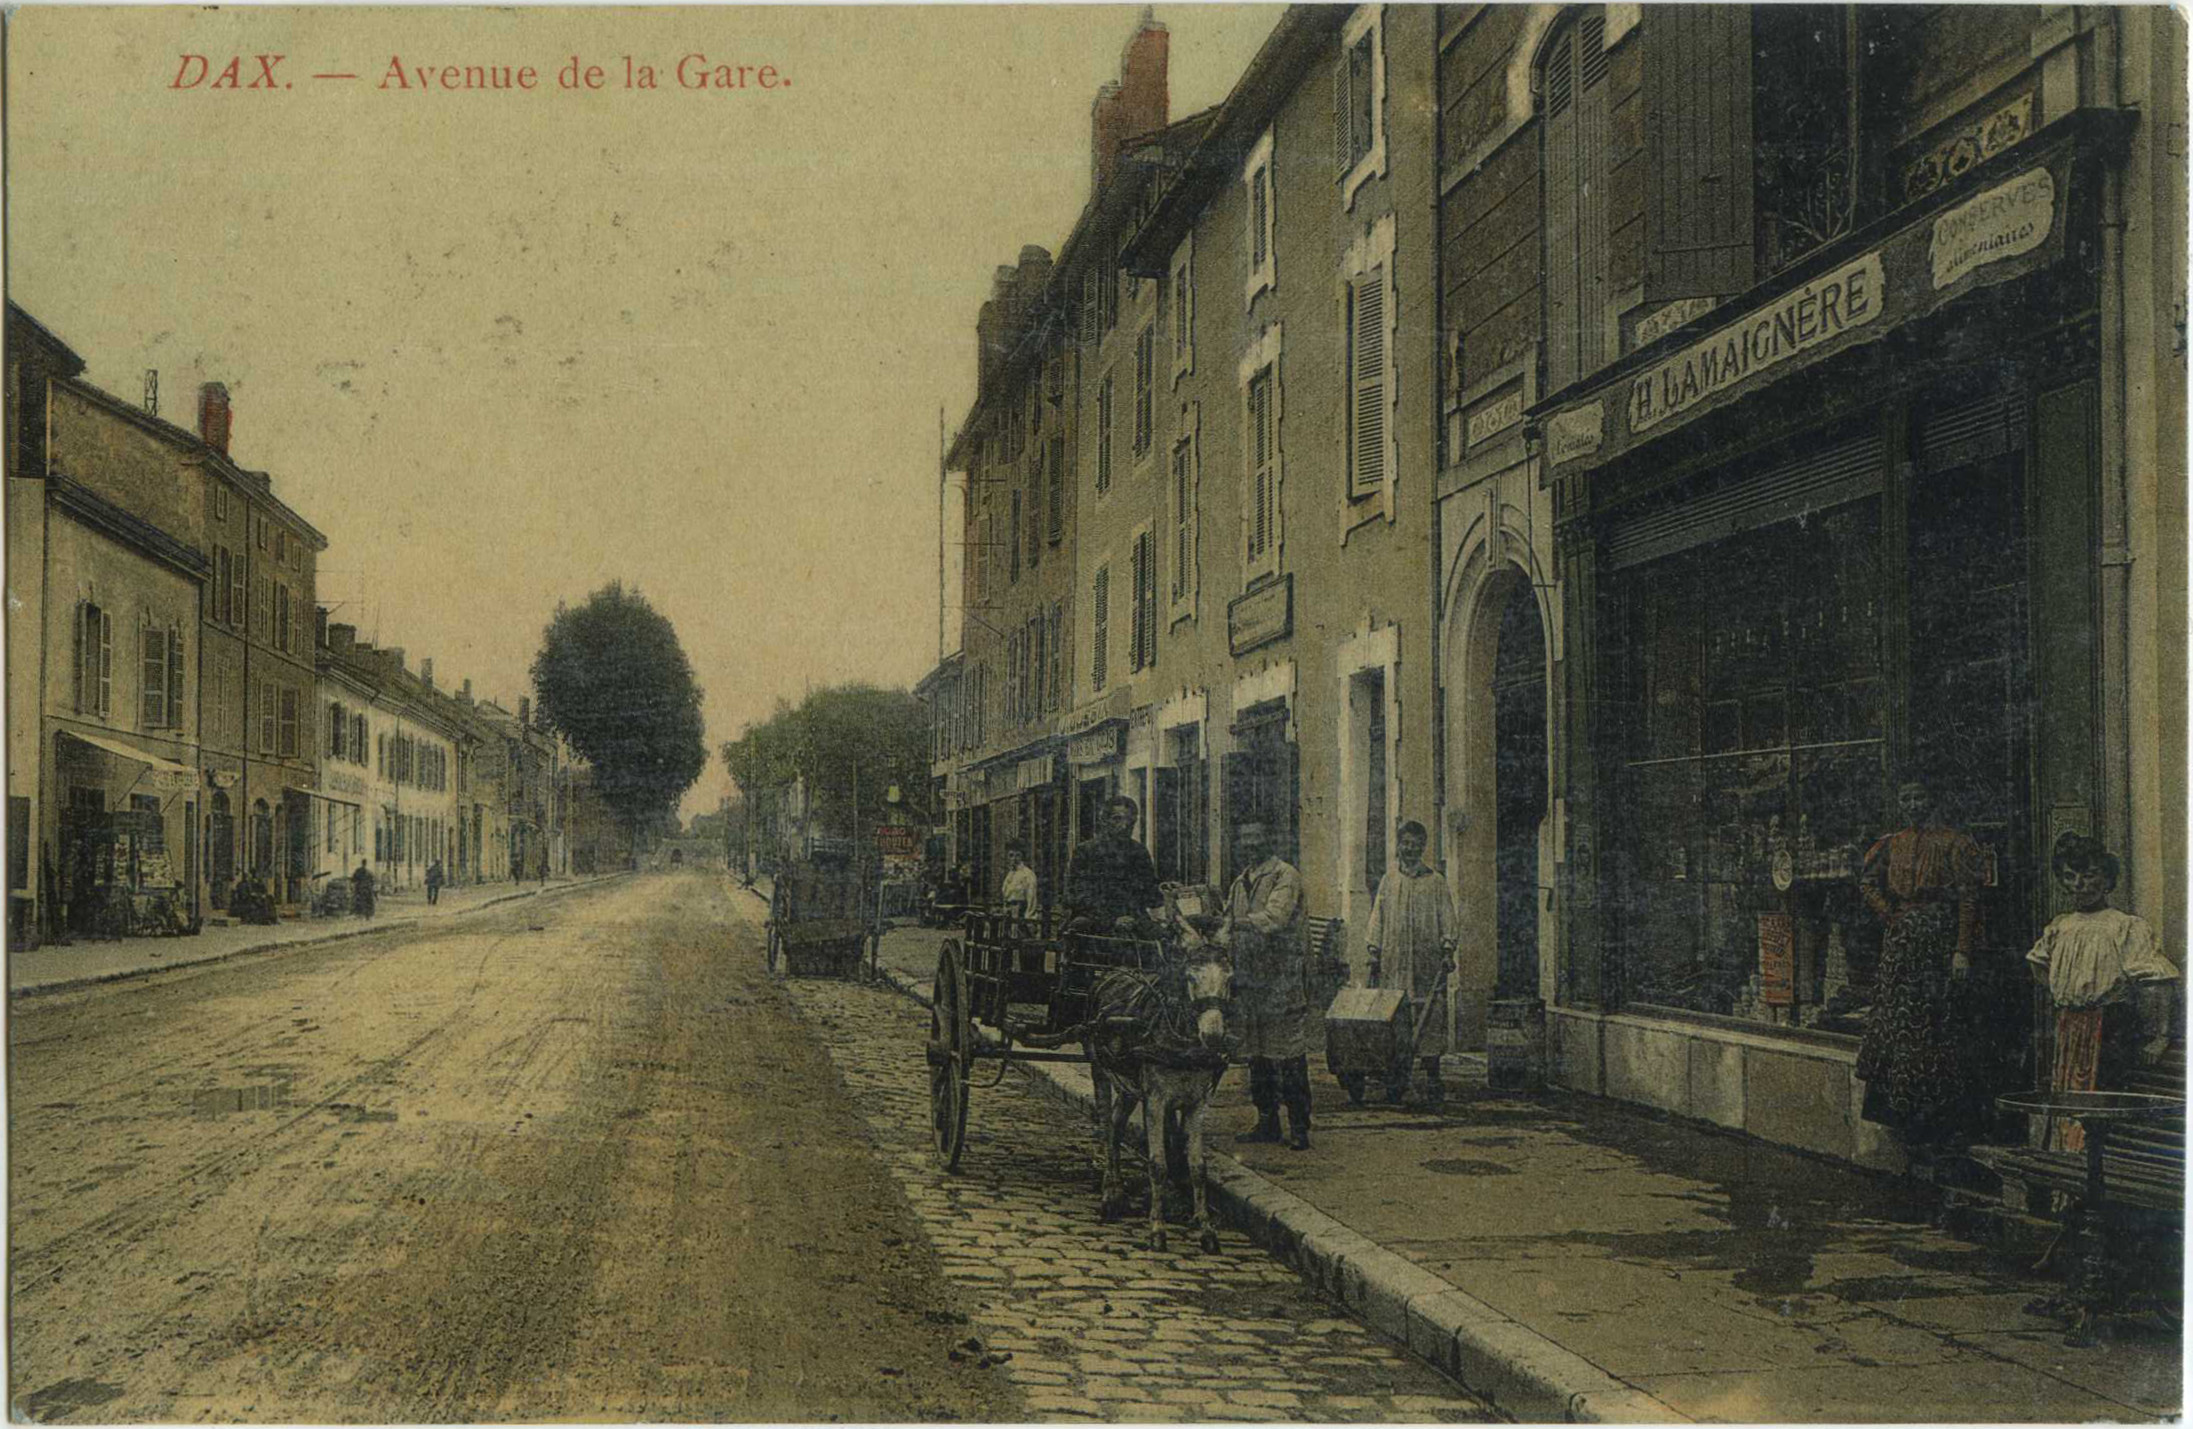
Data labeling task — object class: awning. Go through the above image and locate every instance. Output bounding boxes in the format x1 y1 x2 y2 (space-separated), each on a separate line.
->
288 785 362 808
59 728 195 785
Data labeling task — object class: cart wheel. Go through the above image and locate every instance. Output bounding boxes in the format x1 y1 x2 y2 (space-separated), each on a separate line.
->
930 939 972 1170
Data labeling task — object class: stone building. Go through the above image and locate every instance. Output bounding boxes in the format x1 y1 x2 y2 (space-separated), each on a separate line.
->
313 627 463 896
1436 3 2186 1166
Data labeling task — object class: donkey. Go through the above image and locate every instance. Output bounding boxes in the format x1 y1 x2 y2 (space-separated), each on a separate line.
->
1085 949 1233 1252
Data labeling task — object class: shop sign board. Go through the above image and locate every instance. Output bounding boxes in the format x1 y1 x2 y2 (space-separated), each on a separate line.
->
1930 166 2054 290
1067 722 1123 766
874 824 918 858
1466 389 1524 448
1629 252 1884 434
1547 402 1604 464
1227 573 1293 656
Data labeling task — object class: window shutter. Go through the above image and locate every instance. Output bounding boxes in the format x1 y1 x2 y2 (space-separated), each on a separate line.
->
142 622 161 729
1154 765 1181 882
1093 567 1110 691
1576 14 1611 375
230 558 245 631
1644 5 1755 302
1350 269 1388 496
1333 54 1353 175
1142 532 1158 667
1047 433 1065 542
1250 169 1269 268
168 628 185 728
97 608 113 718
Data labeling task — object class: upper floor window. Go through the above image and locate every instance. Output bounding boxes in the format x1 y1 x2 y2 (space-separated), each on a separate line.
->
1170 422 1199 618
1170 237 1195 382
1009 489 1023 583
1128 527 1158 674
139 619 183 730
1244 360 1280 578
1541 8 1612 393
1047 432 1066 544
213 486 229 523
75 601 113 719
1335 7 1387 208
1092 564 1111 692
1243 131 1277 306
1346 244 1393 500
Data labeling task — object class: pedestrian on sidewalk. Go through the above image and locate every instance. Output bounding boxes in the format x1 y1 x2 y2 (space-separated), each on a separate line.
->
425 859 444 906
1855 778 1990 1169
1000 841 1039 922
350 859 377 919
1220 820 1312 1150
2027 831 2181 1151
1366 820 1458 1109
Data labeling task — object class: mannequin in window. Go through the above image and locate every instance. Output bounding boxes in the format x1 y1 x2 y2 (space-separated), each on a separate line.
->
1855 779 1990 1166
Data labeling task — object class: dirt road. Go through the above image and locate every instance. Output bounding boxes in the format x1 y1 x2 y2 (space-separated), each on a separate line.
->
8 873 1021 1422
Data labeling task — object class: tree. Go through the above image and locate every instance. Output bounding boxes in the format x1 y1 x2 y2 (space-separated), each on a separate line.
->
532 583 707 836
722 683 931 863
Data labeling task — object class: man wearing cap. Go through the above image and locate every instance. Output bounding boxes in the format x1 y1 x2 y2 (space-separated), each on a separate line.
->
1219 820 1311 1148
1366 820 1459 1107
1064 795 1164 932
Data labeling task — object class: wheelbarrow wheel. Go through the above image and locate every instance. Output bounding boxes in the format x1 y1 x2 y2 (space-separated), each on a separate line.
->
929 939 972 1170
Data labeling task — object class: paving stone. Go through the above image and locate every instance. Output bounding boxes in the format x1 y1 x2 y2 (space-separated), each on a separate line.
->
782 977 1494 1424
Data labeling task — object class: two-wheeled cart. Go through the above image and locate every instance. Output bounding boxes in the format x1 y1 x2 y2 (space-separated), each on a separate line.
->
925 886 1221 1170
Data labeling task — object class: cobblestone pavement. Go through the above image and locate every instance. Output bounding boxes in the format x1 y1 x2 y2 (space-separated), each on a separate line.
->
781 974 1494 1423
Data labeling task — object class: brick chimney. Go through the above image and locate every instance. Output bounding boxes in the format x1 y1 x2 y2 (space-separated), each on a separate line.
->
387 647 406 675
1092 11 1169 191
420 657 435 689
198 382 232 455
519 696 531 727
460 677 473 706
328 622 357 654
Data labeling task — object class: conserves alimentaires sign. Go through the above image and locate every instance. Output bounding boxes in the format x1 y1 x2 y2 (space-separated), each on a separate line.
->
1628 253 1884 434
1929 166 2054 291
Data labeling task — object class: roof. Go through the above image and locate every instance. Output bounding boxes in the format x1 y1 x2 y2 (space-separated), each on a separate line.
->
1119 7 1348 277
945 106 1221 470
53 375 331 550
49 476 212 580
7 302 87 378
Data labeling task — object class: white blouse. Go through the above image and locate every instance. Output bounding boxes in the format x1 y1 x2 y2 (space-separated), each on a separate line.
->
2027 907 2181 1010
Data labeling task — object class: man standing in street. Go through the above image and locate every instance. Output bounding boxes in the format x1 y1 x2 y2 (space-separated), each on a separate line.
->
1366 820 1459 1108
1001 840 1040 920
425 858 444 906
1221 821 1311 1149
350 858 377 919
1064 795 1162 932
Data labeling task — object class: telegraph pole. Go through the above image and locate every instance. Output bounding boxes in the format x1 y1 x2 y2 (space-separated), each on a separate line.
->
937 407 947 665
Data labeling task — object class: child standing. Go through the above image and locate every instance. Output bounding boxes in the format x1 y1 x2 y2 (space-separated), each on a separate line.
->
2026 832 2180 1150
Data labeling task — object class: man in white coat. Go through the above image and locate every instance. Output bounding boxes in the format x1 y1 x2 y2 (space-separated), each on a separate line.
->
1365 820 1458 1108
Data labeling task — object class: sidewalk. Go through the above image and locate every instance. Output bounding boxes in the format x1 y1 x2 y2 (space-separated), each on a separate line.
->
848 913 2181 1423
10 874 621 997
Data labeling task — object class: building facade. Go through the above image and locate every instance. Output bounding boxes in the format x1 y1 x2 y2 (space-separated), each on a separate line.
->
1437 2 2186 1166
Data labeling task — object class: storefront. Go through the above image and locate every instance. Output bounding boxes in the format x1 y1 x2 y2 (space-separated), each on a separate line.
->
1541 115 2122 1166
52 727 198 937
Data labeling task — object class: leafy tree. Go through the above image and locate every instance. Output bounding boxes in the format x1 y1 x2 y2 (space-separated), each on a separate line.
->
722 683 931 860
532 583 707 835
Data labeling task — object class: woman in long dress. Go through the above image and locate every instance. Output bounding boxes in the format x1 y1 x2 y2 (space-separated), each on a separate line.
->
1855 780 1990 1156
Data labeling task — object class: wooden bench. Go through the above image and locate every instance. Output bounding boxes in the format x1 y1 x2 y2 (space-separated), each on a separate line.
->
1967 1050 2185 1225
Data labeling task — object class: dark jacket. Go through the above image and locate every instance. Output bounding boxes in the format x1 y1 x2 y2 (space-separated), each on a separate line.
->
1064 832 1162 926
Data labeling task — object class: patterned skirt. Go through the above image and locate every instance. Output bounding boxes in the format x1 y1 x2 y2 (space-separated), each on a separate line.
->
1856 902 1976 1143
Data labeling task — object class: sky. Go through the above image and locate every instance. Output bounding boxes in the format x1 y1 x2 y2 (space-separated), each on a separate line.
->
4 3 1281 819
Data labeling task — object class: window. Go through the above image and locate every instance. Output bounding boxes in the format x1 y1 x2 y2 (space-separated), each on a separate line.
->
1170 238 1195 381
328 701 343 758
1245 364 1279 571
1026 470 1041 568
1170 430 1198 611
1096 373 1115 494
1129 529 1157 673
256 514 268 552
260 681 277 753
214 485 229 522
1542 9 1612 392
215 548 231 624
229 551 246 631
1092 565 1111 692
76 602 112 718
1243 131 1277 304
139 619 167 729
353 713 367 766
1026 616 1042 720
377 733 386 774
1350 666 1389 893
1101 254 1120 332
1133 324 1155 457
276 584 292 653
279 689 299 757
1047 433 1066 544
1081 268 1101 345
277 529 287 564
1334 9 1386 206
1346 258 1391 499
1009 490 1022 583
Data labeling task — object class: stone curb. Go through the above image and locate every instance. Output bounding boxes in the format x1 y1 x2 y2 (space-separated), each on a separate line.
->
10 874 626 1000
861 957 1689 1425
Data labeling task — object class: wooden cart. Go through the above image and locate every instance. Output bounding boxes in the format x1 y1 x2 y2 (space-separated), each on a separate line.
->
925 885 1220 1170
765 860 874 978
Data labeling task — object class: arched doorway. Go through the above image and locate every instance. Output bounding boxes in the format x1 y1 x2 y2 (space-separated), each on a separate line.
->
208 790 234 908
1491 582 1549 999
